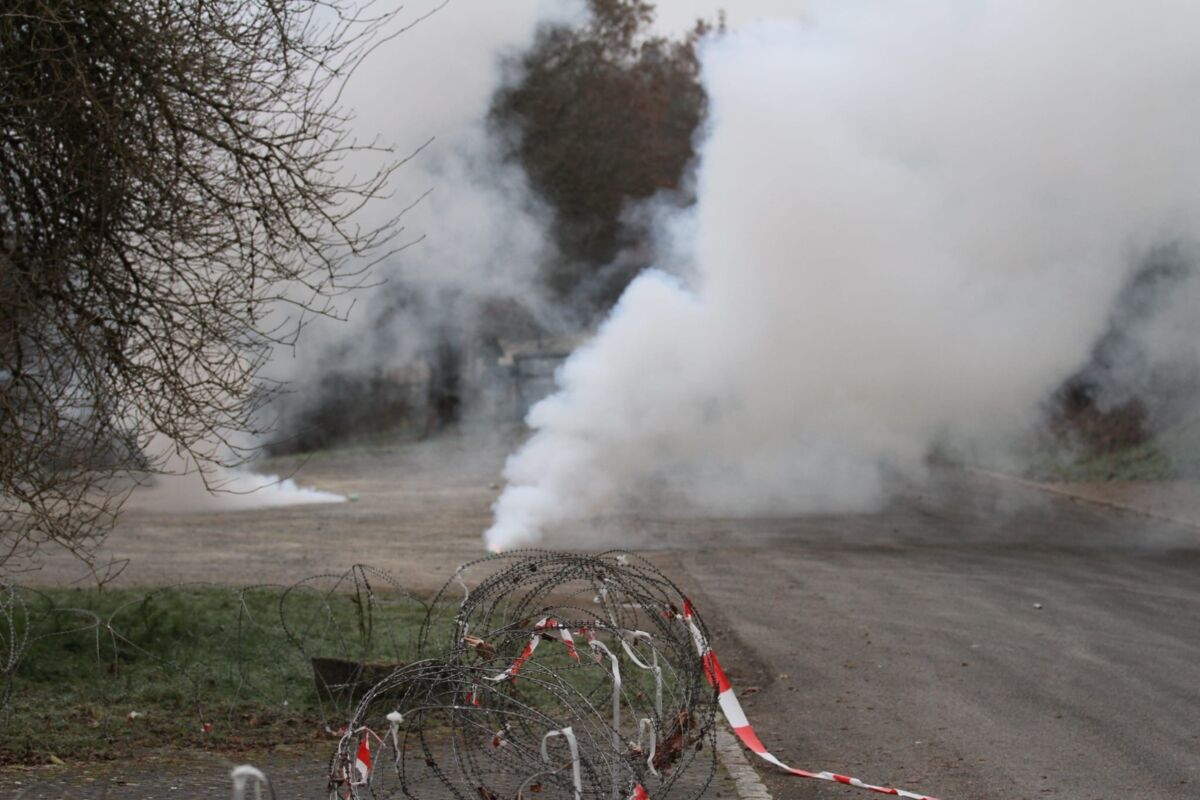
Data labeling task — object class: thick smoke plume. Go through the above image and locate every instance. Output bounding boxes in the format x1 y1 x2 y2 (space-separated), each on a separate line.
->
264 0 583 447
487 0 1200 550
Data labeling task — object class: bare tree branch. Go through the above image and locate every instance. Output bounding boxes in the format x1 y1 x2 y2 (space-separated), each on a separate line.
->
0 0 418 571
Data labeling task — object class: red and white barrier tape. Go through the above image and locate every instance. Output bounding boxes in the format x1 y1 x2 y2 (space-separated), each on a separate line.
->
485 617 579 683
354 737 371 784
483 605 942 800
331 725 386 799
682 598 942 800
579 625 603 663
487 622 650 800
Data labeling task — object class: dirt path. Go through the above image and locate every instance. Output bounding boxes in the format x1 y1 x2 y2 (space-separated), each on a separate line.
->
21 435 1200 595
19 435 515 593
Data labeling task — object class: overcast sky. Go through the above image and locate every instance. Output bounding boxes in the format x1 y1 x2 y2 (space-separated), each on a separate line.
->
651 0 807 33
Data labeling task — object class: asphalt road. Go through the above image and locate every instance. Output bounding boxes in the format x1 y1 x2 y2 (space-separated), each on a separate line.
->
14 438 1200 799
654 472 1200 800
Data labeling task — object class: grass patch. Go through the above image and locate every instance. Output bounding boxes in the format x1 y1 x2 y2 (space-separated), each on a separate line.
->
0 581 686 768
1019 413 1200 482
0 581 443 765
1022 439 1174 481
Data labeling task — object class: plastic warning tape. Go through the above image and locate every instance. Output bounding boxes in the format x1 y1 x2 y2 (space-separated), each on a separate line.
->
682 598 943 800
486 617 579 682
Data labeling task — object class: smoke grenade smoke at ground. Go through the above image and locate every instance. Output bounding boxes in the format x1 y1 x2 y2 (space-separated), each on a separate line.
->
486 0 1200 550
129 436 345 514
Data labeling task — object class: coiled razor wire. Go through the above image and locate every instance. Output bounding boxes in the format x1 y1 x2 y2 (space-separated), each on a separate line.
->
328 551 718 800
0 583 30 710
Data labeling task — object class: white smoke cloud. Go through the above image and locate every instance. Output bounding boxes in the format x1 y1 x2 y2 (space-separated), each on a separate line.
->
154 0 585 511
335 0 582 307
128 435 345 513
265 0 585 409
129 471 345 514
486 0 1200 550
